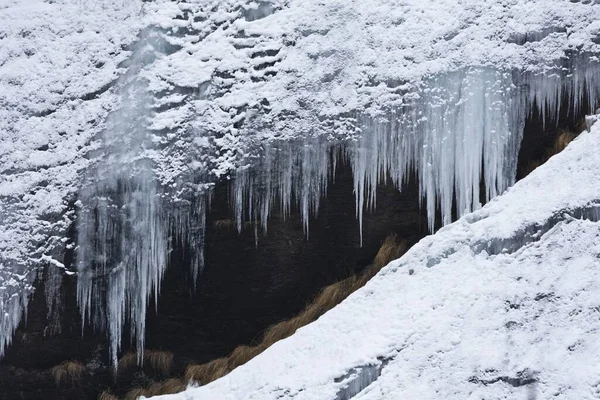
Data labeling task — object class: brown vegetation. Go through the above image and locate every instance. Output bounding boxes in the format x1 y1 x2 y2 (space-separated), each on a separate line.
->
553 129 576 153
50 360 86 386
118 349 173 376
117 352 138 375
98 391 119 400
123 388 146 400
146 350 174 376
124 234 408 397
124 378 187 400
182 233 408 387
228 344 266 369
184 357 229 385
371 233 408 272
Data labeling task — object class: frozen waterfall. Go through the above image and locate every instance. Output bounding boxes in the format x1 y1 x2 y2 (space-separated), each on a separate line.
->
74 27 208 369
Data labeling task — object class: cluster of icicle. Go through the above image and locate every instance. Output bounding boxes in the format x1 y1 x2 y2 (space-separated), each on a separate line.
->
75 53 600 371
232 58 600 243
0 264 31 358
74 27 207 369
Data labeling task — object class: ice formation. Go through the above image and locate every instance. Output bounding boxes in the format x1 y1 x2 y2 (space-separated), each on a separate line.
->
156 116 600 400
74 26 208 368
231 59 600 243
2 0 600 374
0 0 142 359
78 55 600 369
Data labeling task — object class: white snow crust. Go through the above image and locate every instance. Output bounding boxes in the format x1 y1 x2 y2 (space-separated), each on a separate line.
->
155 120 600 400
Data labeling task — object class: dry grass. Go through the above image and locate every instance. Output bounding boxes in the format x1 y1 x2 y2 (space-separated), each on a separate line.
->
112 234 410 397
373 233 409 269
98 391 119 400
521 159 543 178
261 317 304 347
118 349 173 376
125 378 187 399
117 352 138 375
261 275 361 347
156 378 187 394
146 350 174 376
50 360 85 386
178 234 408 390
140 234 409 396
184 357 229 384
553 129 576 153
574 116 589 133
213 219 235 232
228 344 266 369
124 388 146 400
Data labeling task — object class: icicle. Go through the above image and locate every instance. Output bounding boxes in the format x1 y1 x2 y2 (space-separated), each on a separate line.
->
0 268 32 358
44 264 63 336
231 136 335 240
348 68 523 235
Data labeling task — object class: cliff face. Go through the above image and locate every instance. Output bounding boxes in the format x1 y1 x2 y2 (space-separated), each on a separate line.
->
1 0 600 399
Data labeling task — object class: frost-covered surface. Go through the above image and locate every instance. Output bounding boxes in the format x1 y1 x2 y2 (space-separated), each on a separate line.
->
2 0 600 368
156 120 600 399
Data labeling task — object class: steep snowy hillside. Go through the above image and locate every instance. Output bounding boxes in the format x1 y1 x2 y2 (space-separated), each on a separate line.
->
157 119 600 399
2 0 600 380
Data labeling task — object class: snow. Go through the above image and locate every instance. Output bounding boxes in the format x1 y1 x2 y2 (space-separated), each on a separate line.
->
2 0 600 373
154 119 600 400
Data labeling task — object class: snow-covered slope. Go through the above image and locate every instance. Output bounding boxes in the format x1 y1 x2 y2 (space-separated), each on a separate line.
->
156 121 600 399
2 0 600 370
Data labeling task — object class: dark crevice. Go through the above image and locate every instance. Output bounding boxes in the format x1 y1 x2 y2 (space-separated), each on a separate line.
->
1 158 428 399
421 202 600 271
79 80 115 102
471 203 600 256
516 87 590 180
